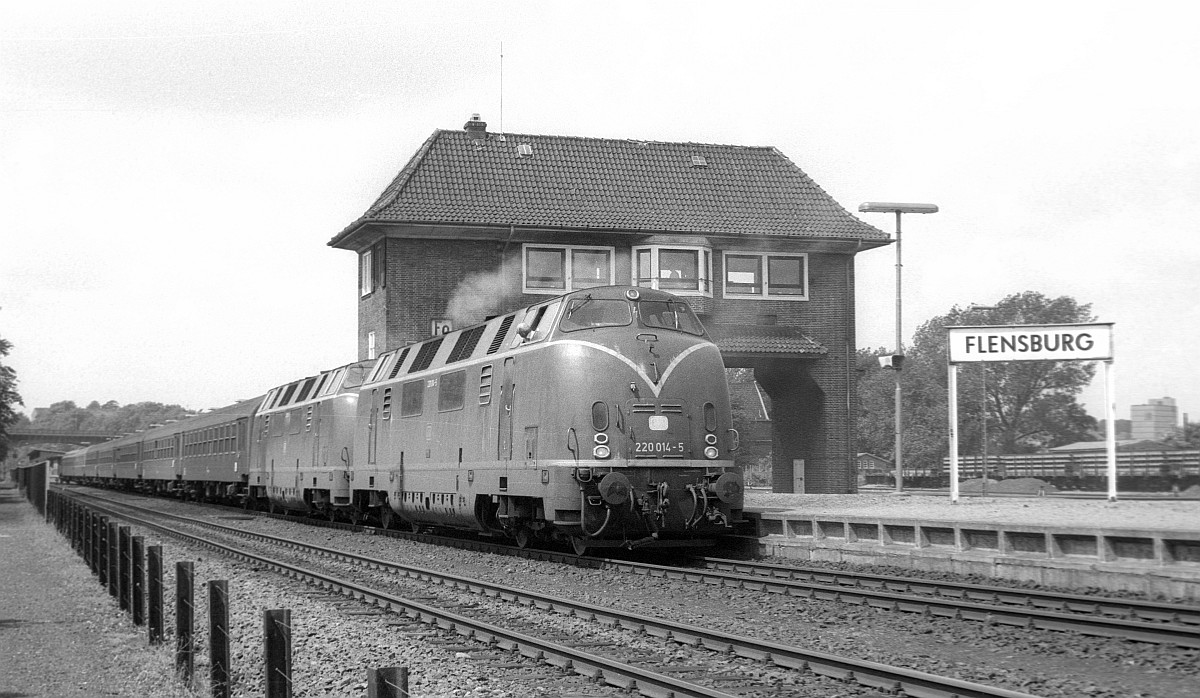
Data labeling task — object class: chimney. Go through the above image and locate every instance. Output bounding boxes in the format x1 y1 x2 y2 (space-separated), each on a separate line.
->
464 113 487 136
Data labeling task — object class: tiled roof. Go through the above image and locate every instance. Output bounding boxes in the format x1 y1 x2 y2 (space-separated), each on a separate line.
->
707 324 827 356
331 126 887 246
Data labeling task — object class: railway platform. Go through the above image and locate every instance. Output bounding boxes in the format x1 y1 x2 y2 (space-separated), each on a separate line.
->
0 483 181 696
742 490 1200 600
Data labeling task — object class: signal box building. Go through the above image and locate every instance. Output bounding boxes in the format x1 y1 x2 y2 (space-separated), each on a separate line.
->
329 116 889 493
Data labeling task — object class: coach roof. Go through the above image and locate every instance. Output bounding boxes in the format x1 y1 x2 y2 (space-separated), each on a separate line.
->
330 118 887 248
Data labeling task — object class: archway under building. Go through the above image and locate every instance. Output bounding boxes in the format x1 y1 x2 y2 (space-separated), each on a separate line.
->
724 358 852 494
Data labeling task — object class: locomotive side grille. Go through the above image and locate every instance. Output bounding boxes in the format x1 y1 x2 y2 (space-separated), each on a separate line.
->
408 337 444 373
448 326 486 363
631 403 656 413
660 403 683 413
388 348 410 380
487 315 515 354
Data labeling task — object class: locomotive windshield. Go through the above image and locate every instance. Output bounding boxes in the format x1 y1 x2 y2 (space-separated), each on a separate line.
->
637 299 705 335
558 297 633 332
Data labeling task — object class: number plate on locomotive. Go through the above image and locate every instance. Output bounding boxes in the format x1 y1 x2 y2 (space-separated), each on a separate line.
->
635 441 686 456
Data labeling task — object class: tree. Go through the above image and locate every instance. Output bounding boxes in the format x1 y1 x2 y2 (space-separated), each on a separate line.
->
1166 421 1200 449
727 368 773 486
28 400 194 434
0 336 23 461
857 291 1100 472
855 348 897 461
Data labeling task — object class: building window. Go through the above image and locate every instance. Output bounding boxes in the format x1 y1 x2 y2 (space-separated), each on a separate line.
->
359 240 386 297
722 252 808 300
367 331 377 360
360 248 373 296
522 244 614 294
632 246 712 296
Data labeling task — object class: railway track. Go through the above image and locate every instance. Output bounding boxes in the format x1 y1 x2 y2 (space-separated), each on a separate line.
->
696 557 1200 626
66 488 1041 698
65 485 1200 649
617 556 1200 648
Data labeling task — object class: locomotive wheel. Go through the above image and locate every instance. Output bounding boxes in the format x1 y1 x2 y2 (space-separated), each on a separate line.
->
326 507 338 522
570 536 590 556
514 527 531 549
410 520 422 534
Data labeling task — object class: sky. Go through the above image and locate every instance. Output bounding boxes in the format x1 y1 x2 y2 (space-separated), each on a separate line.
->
2 1 1198 425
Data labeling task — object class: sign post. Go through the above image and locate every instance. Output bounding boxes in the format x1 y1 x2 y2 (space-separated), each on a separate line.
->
946 323 1115 502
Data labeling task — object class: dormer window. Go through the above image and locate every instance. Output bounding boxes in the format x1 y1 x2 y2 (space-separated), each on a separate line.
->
632 245 712 297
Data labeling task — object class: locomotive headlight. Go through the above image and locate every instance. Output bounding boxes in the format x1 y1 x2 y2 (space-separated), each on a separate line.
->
593 444 611 459
704 433 718 446
593 433 608 444
703 445 719 459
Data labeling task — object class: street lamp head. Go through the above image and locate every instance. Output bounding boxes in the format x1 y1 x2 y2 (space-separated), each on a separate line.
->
858 202 939 214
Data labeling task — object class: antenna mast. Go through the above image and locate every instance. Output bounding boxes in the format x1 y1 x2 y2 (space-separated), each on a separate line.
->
499 42 504 135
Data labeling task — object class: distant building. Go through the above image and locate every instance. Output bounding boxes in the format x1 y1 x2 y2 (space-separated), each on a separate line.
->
856 452 892 485
1131 397 1178 441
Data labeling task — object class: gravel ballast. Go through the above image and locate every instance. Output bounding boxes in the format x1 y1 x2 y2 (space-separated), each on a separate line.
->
7 486 1200 697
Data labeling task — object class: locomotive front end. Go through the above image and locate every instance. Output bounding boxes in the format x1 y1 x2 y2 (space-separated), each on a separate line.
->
541 287 744 549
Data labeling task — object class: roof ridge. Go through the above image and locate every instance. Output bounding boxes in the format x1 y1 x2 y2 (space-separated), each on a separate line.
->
441 127 776 151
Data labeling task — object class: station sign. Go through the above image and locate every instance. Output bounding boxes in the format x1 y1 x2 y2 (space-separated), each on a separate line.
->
947 323 1113 363
431 319 453 336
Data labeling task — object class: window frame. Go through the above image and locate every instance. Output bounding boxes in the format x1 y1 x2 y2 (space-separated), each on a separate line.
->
631 245 713 297
521 244 615 295
360 247 374 297
359 240 386 298
721 251 809 301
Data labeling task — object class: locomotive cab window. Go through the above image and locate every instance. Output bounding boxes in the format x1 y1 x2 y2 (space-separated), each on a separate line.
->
511 301 561 346
559 298 632 332
637 299 705 335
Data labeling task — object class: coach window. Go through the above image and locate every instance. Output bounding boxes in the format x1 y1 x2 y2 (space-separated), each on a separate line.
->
632 246 712 296
722 252 808 300
400 380 424 418
522 244 614 294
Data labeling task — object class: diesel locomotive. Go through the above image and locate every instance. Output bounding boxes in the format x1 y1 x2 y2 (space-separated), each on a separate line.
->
60 285 745 553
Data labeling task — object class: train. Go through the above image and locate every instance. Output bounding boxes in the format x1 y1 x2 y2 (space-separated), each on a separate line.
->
59 285 745 554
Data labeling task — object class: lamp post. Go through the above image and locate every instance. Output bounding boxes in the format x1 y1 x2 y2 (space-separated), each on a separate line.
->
859 202 938 493
968 304 998 496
